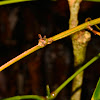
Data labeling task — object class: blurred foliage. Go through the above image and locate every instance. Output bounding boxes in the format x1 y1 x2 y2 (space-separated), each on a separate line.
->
84 0 100 2
0 0 32 5
0 0 100 6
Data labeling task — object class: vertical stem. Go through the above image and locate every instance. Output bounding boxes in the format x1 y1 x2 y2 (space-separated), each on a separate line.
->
68 0 81 29
68 0 91 100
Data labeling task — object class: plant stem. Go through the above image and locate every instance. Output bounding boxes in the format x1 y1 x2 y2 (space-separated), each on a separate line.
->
68 0 91 100
51 18 100 41
50 53 100 99
0 45 40 71
1 95 45 100
2 53 100 100
0 0 32 5
83 0 100 2
46 85 51 98
0 18 100 72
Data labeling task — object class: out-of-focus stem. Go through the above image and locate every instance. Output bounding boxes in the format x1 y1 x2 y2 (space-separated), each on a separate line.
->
50 53 100 99
0 0 32 5
1 95 45 100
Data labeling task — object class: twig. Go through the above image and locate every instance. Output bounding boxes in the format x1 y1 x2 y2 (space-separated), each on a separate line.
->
50 53 100 99
0 18 100 72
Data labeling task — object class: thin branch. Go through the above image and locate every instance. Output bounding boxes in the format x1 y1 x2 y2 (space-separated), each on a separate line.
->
0 18 100 72
50 53 100 99
0 45 40 71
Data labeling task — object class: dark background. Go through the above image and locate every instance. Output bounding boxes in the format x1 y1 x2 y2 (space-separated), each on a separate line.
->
0 0 100 100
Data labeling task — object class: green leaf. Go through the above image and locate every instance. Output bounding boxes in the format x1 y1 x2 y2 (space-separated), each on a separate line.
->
91 78 100 100
0 0 32 5
83 0 100 2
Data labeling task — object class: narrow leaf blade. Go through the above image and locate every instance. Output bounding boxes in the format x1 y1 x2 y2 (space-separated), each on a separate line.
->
91 78 100 100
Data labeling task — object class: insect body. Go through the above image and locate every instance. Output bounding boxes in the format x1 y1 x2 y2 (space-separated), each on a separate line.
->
87 25 100 36
86 18 100 36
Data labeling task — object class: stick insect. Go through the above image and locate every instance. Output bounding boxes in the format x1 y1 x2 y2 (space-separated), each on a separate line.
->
86 18 100 36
